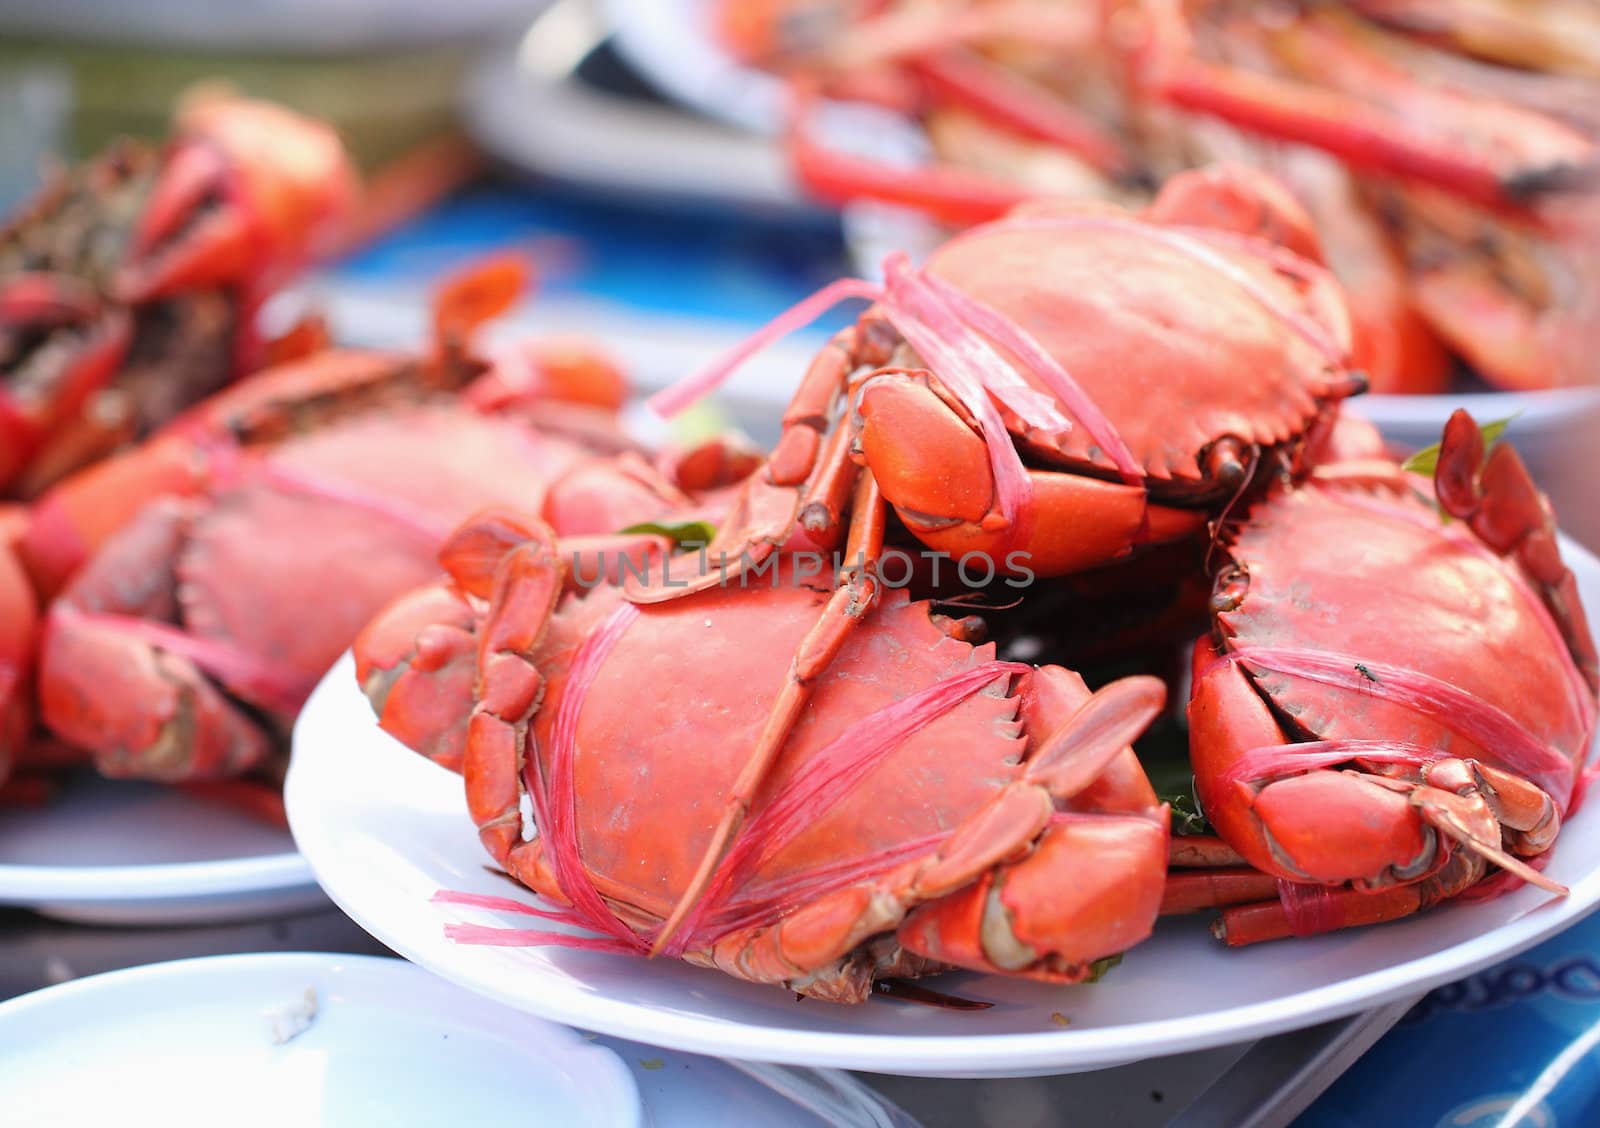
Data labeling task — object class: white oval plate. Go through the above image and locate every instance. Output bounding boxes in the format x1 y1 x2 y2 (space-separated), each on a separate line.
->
289 532 1600 1078
603 0 784 135
0 0 544 53
0 774 322 926
0 952 642 1128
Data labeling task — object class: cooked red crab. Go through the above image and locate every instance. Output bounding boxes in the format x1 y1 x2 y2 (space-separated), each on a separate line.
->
1188 410 1598 942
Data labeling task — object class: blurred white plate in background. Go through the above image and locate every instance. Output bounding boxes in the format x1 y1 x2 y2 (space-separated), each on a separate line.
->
603 0 784 134
0 0 547 53
0 774 320 926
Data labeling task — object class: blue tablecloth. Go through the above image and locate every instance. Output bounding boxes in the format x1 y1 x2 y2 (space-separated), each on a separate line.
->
1300 909 1600 1127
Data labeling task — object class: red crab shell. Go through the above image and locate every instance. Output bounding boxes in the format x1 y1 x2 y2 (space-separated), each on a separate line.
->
1210 482 1591 777
919 197 1354 491
448 549 1168 1002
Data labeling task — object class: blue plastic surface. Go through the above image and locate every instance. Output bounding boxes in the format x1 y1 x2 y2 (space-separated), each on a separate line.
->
329 184 856 328
1299 908 1600 1127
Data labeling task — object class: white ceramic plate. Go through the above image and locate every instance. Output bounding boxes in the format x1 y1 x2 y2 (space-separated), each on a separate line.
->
0 0 545 53
0 773 322 926
604 0 784 134
0 953 642 1128
290 525 1600 1080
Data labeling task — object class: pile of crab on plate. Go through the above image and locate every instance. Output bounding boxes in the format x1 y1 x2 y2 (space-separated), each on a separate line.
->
2 0 1600 1084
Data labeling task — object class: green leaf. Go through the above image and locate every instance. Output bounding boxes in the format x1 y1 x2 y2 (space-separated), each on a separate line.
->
619 519 718 549
667 401 739 447
1164 791 1211 837
639 1058 664 1071
1401 413 1519 476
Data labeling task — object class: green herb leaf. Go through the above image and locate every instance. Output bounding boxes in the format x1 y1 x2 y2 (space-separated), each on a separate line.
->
1164 791 1211 837
619 519 718 549
668 401 739 447
639 1058 664 1071
1401 413 1518 476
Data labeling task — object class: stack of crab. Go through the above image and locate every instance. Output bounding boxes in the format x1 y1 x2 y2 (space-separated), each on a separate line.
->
720 0 1600 395
0 97 759 820
350 164 1597 1004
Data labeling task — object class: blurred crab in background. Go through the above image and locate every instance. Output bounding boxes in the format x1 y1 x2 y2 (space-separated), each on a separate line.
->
0 90 356 500
719 0 1600 395
1 255 753 819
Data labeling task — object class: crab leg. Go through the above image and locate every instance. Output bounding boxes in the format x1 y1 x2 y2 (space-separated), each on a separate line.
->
1353 0 1600 78
1134 2 1597 209
357 529 669 771
628 321 883 602
909 49 1131 177
1436 408 1599 697
650 474 888 955
787 85 1037 227
1160 869 1280 914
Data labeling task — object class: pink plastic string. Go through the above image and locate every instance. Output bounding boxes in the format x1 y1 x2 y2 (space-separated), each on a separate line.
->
252 461 454 543
1230 645 1576 809
646 278 881 418
707 831 951 939
441 924 642 954
873 255 1034 528
432 892 641 953
442 602 649 956
1276 879 1346 938
1321 487 1597 737
203 443 454 545
432 889 588 922
665 660 1030 956
50 605 313 715
537 601 648 950
916 268 1143 486
1221 739 1430 789
943 214 1348 365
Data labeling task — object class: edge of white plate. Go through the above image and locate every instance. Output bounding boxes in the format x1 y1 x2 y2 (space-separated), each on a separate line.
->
0 849 314 903
602 0 782 134
0 951 644 1127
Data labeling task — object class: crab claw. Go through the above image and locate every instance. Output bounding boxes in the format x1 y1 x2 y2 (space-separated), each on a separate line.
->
0 273 133 490
356 578 481 773
1143 163 1326 265
117 93 356 304
37 500 277 781
1436 408 1599 694
1188 634 1570 930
